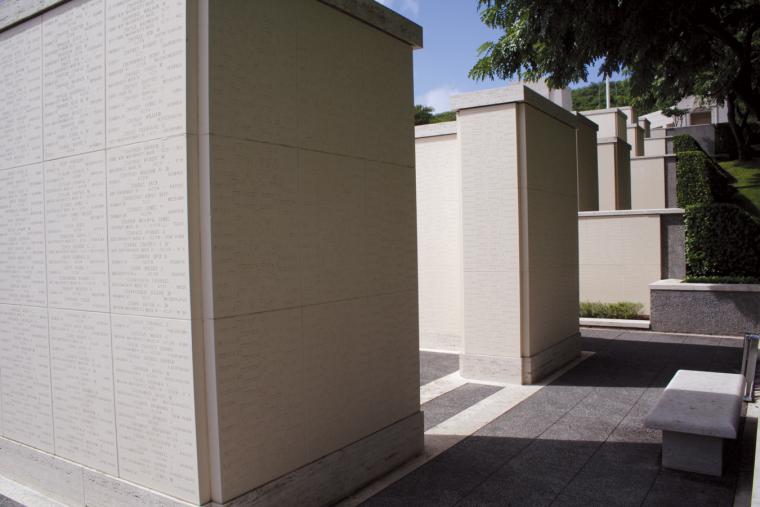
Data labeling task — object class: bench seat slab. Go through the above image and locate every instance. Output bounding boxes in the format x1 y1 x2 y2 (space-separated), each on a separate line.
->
662 430 724 476
645 370 744 439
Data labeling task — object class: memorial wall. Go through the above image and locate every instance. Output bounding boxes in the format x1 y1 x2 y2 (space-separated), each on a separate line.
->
415 122 463 352
0 0 203 502
0 1 423 505
414 85 581 384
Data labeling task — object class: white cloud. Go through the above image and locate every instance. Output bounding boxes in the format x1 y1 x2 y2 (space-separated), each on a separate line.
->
416 85 459 113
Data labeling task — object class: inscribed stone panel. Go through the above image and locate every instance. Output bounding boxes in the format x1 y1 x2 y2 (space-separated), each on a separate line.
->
111 314 198 502
45 151 109 311
0 304 53 452
0 165 46 306
107 136 190 319
105 0 186 147
42 0 105 159
49 309 116 474
0 18 42 170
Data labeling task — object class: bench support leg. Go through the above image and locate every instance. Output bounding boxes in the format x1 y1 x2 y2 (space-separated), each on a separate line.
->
662 431 724 476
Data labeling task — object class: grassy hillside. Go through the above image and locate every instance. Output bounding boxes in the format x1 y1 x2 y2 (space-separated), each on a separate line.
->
720 158 760 216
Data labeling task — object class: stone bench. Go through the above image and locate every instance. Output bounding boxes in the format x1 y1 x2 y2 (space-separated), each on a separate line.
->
644 369 744 476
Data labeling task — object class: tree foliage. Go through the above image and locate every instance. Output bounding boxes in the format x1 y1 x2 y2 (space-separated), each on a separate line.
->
415 105 457 125
469 0 760 128
415 105 434 125
571 79 632 111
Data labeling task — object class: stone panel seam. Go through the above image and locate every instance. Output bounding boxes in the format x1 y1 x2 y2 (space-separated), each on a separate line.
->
210 288 417 322
204 132 415 170
101 0 120 477
39 10 56 457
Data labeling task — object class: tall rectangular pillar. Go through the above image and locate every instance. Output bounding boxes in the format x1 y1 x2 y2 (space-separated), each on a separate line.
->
451 86 580 385
576 113 599 211
582 108 632 210
0 1 423 506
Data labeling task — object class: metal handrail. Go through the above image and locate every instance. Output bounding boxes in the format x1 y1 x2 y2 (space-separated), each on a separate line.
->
741 333 760 402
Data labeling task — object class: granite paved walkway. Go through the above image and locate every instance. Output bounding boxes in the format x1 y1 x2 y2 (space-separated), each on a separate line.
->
365 328 751 506
0 495 23 507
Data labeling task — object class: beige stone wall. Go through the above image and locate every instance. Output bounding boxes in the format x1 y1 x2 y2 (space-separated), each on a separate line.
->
203 1 419 502
522 105 580 358
458 103 522 362
631 157 667 209
644 137 667 156
576 116 599 211
415 130 463 352
597 143 617 210
596 140 631 210
627 125 645 156
579 212 663 313
581 108 627 141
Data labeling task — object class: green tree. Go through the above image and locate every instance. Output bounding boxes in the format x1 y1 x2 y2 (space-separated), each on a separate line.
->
415 106 457 125
571 79 633 112
431 111 456 123
415 105 434 125
469 0 760 154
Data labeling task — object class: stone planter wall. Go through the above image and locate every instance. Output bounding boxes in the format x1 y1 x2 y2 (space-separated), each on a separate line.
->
650 279 760 336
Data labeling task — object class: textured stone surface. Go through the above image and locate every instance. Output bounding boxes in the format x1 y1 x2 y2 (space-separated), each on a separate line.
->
651 287 760 336
419 351 459 386
421 384 502 431
363 330 746 506
665 156 678 207
661 212 685 279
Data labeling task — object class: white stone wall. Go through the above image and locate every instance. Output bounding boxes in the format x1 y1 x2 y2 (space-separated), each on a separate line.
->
0 0 206 503
203 1 420 502
415 130 463 352
579 212 664 313
631 156 667 209
458 104 522 362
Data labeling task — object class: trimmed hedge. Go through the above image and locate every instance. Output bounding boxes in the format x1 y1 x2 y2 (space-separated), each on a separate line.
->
685 275 760 284
684 203 760 278
580 301 644 320
672 134 702 154
676 150 734 207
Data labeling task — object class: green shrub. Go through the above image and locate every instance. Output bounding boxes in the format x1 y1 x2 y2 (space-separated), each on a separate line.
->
676 150 735 207
684 203 760 278
580 301 644 320
684 275 760 284
672 134 702 154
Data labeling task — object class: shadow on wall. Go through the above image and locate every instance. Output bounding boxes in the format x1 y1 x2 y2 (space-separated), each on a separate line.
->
714 290 760 325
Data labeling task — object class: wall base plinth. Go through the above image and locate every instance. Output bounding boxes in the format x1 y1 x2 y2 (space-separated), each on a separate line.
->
460 333 581 385
0 412 423 507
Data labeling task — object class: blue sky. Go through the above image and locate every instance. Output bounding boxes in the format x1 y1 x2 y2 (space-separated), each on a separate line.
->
376 0 621 112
